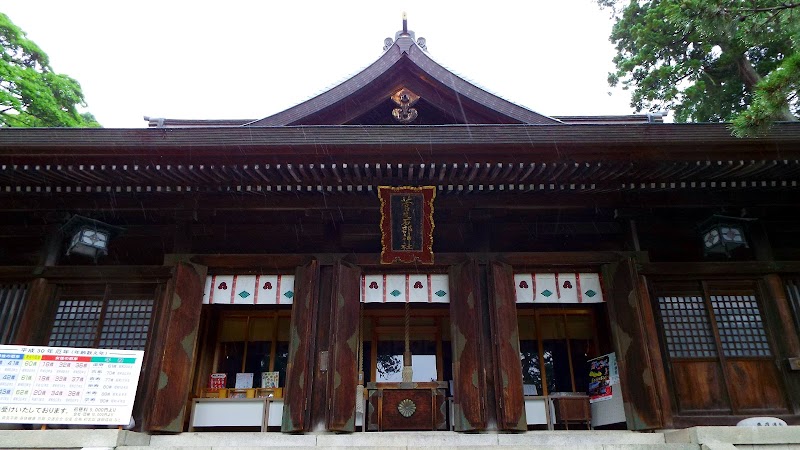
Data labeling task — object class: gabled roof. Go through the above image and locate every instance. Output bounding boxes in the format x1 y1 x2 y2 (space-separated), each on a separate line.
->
148 22 568 128
245 25 560 126
145 114 661 128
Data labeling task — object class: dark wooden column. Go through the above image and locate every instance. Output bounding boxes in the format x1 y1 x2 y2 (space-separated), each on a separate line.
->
12 278 55 345
326 261 362 432
487 260 526 431
448 259 488 431
146 261 207 432
762 274 800 412
282 260 320 432
763 275 800 359
13 224 62 345
602 257 666 430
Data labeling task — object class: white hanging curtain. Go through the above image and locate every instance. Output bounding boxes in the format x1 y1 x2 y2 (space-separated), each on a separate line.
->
202 274 296 305
513 272 605 304
360 274 450 303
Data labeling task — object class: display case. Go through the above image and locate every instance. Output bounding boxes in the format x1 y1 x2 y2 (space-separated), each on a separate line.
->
550 392 591 429
366 381 448 431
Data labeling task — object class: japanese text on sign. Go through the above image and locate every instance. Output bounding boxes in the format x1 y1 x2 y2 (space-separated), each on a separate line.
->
0 345 143 425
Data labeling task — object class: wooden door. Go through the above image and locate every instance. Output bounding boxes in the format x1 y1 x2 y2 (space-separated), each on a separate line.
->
603 257 665 430
652 279 790 417
281 260 320 432
487 261 526 431
708 280 789 414
326 261 361 432
147 262 207 432
448 260 487 431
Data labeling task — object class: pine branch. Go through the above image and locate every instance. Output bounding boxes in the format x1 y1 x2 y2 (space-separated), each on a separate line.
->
727 3 800 14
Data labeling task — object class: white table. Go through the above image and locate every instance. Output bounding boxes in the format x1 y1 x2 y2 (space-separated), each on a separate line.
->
189 398 284 431
524 395 552 429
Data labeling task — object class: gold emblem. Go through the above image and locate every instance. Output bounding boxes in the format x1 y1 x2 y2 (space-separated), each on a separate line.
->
391 88 420 124
397 398 416 417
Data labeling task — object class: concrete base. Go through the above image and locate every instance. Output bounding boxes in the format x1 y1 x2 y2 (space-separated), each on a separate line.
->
0 427 796 449
127 431 691 450
0 429 149 448
664 426 800 448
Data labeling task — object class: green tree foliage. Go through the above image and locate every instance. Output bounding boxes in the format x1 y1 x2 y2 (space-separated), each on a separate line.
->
0 13 99 127
598 0 799 135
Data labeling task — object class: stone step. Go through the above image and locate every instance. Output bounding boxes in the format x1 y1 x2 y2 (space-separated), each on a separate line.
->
123 447 698 450
118 430 675 449
0 429 671 449
4 426 799 449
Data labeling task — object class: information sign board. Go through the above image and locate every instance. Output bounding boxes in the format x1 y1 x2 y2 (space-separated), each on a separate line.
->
0 345 144 425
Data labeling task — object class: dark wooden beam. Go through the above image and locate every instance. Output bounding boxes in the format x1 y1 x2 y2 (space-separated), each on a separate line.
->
41 265 173 281
2 123 800 162
640 261 800 275
0 267 40 280
184 251 643 271
3 190 800 213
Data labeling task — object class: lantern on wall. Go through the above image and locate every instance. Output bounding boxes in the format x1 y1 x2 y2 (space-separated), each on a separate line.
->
60 215 122 260
699 215 751 257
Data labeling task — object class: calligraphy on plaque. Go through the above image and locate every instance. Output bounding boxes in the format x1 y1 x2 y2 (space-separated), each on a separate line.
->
379 186 435 264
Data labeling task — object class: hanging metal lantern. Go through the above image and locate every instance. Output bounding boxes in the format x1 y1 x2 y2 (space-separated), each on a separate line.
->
700 215 751 257
60 215 122 260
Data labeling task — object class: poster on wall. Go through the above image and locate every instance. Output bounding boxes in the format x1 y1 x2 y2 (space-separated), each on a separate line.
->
261 371 279 388
234 373 253 389
208 373 227 389
0 345 144 425
588 353 617 403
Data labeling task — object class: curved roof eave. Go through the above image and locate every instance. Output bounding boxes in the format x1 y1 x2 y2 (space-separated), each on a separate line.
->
245 35 561 126
402 41 560 125
245 44 405 126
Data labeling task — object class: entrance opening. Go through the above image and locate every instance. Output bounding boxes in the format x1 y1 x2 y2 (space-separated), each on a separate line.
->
518 309 597 395
361 304 452 431
189 307 292 432
214 312 291 390
517 305 610 429
362 308 451 384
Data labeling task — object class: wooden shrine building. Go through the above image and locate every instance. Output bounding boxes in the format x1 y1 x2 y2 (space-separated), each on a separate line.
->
1 21 800 434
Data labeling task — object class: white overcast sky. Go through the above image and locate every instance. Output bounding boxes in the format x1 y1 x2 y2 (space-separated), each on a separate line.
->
2 1 635 128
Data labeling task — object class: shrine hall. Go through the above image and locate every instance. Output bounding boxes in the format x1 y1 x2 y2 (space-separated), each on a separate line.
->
1 19 799 445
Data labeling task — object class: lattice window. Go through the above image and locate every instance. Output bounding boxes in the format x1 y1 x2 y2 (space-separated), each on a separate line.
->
98 299 154 350
710 295 770 357
48 285 156 351
657 295 717 358
49 299 103 348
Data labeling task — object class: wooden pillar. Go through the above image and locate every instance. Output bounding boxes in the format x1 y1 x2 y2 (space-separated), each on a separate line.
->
448 259 488 431
172 219 193 254
282 260 320 432
763 274 800 412
36 224 63 268
636 273 673 428
763 275 800 356
282 258 362 433
487 260 527 431
308 265 333 431
12 278 55 345
13 224 62 345
602 257 666 430
145 261 207 432
326 261 362 432
750 222 775 261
